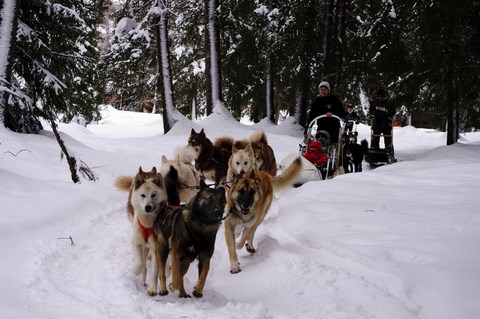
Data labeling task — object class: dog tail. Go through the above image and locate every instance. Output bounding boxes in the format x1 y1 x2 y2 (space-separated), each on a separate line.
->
213 136 235 149
165 165 180 206
114 175 133 192
271 157 302 192
250 130 268 145
176 145 197 164
361 139 369 153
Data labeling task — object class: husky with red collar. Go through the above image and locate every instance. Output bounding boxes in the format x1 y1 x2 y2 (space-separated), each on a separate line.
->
128 168 167 296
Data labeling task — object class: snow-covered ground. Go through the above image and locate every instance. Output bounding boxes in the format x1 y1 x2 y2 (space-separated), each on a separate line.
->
1 106 479 319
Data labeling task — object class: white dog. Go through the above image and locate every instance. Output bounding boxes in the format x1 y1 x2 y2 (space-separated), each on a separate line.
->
129 168 167 296
159 146 200 204
226 140 256 183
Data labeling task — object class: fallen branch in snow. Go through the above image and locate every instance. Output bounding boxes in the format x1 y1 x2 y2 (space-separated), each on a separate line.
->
58 236 75 245
3 149 32 157
79 160 98 181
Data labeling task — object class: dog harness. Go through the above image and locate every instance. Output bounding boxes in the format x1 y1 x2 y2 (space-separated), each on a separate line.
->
137 203 188 242
137 218 153 242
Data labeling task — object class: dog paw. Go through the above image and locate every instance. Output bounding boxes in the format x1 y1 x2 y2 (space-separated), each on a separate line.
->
148 290 157 297
159 290 168 296
230 261 241 274
179 292 192 298
230 267 241 274
192 290 203 298
246 244 256 254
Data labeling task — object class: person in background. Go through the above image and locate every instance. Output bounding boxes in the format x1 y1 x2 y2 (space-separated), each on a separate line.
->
344 105 360 132
305 81 346 144
368 89 396 149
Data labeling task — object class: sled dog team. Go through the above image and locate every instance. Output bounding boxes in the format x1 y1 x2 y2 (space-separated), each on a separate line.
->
115 129 302 298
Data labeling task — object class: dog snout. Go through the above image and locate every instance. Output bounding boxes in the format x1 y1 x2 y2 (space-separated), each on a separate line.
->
240 202 250 210
144 204 153 212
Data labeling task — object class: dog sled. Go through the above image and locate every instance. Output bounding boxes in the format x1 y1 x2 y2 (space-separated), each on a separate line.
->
279 114 345 185
364 120 397 166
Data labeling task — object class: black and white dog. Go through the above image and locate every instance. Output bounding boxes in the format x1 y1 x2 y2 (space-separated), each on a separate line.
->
344 139 368 173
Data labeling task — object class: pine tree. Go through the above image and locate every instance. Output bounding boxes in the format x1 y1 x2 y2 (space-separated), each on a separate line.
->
101 2 158 112
169 0 206 119
2 0 108 182
3 0 107 133
102 0 185 133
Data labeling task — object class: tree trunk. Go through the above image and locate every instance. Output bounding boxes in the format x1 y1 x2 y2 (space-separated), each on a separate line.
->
444 2 458 145
0 0 20 126
50 118 80 183
44 86 80 183
322 0 335 78
204 0 212 115
265 59 274 123
206 0 222 111
333 0 346 86
154 3 176 133
264 0 275 123
446 65 457 145
191 95 197 121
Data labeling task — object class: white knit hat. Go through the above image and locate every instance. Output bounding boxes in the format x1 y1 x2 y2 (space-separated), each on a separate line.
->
318 81 330 91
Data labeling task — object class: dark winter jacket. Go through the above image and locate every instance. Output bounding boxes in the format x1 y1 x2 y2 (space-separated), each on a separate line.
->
306 94 346 128
344 110 360 129
369 98 395 131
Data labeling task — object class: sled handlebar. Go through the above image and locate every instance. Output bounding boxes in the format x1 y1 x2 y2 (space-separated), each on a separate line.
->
307 114 344 129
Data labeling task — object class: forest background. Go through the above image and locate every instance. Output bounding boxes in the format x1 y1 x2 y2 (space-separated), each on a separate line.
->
1 0 479 146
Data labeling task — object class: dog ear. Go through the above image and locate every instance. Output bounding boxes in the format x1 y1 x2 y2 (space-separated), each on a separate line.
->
191 128 196 135
246 141 253 152
151 166 157 174
138 166 144 174
162 155 168 164
134 172 145 189
152 173 164 188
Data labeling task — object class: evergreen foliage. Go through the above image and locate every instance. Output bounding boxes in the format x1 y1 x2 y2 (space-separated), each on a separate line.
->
5 0 107 132
100 1 159 113
2 1 480 142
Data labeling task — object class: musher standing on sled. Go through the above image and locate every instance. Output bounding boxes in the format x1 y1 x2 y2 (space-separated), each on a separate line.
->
368 89 396 149
305 81 346 144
